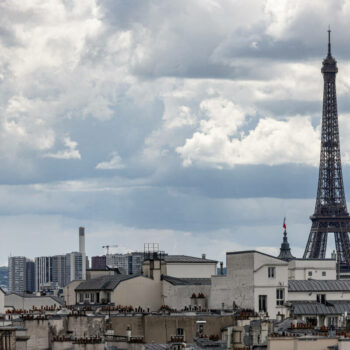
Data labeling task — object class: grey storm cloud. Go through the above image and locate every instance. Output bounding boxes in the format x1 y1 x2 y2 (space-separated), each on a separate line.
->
1 0 350 261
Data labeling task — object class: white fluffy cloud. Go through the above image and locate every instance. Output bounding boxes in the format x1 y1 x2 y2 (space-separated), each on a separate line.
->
45 137 81 160
96 152 124 170
177 97 320 168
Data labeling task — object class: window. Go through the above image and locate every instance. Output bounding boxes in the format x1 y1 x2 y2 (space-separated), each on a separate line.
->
85 293 89 299
308 271 312 277
276 288 284 306
268 267 275 278
96 292 100 303
176 328 184 336
79 293 83 302
259 295 267 312
328 317 337 327
317 294 326 304
106 292 111 303
322 271 326 276
90 293 95 303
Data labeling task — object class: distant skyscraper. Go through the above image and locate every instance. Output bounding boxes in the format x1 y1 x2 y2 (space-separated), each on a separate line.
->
91 256 106 270
52 255 66 288
25 260 35 293
128 252 144 274
106 253 129 274
79 227 86 280
35 256 53 291
65 252 83 285
8 256 27 293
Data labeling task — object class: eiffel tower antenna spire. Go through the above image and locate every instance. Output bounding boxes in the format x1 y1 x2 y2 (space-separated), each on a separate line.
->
328 26 332 56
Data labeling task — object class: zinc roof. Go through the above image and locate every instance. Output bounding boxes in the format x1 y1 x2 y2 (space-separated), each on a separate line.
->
289 279 350 292
292 300 350 315
162 275 211 286
164 255 217 263
75 274 139 291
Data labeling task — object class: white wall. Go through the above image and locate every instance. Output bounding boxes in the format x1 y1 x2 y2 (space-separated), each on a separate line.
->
288 259 336 280
253 253 288 318
209 251 289 319
162 281 211 310
63 280 82 306
166 263 217 278
113 276 162 311
0 288 4 313
209 252 255 310
289 291 350 301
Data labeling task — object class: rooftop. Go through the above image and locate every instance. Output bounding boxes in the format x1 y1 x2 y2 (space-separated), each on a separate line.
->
162 275 211 286
75 274 139 291
5 292 64 305
164 255 217 264
226 250 287 262
292 300 350 315
289 280 350 292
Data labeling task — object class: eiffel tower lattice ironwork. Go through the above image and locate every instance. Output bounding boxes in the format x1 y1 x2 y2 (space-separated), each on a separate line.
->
303 29 350 270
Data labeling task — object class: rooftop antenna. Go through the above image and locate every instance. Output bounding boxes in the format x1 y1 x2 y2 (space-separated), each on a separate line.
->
328 25 332 57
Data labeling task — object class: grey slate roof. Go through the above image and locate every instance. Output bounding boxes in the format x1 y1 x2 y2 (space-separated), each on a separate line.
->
292 301 350 315
162 275 211 286
75 274 140 291
289 279 350 292
164 255 217 263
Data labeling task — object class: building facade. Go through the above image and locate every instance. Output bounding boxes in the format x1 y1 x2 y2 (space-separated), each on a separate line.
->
35 256 53 291
8 256 27 293
91 256 106 270
209 251 289 318
65 252 84 285
25 260 35 293
52 255 66 288
106 254 129 274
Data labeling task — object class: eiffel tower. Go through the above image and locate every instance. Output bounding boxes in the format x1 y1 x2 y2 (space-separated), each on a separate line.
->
303 30 350 271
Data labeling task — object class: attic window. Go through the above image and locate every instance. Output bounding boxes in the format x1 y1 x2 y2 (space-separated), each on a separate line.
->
317 294 326 304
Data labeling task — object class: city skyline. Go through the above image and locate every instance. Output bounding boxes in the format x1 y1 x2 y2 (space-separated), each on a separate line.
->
3 1 350 264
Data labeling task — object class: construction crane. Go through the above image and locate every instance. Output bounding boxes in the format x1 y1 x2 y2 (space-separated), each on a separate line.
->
102 244 118 255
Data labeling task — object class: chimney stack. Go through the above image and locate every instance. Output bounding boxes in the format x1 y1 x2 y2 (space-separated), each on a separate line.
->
220 261 224 275
79 227 86 280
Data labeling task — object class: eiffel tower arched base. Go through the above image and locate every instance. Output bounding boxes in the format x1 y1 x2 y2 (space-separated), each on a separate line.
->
303 215 350 271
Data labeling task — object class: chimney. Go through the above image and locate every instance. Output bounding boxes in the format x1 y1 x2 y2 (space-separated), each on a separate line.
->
220 261 224 275
202 254 206 260
79 227 86 280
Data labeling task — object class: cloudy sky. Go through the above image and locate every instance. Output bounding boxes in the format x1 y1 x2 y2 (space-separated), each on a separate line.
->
2 0 350 264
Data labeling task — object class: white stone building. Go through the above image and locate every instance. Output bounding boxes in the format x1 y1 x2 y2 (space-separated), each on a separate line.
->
288 259 337 280
209 251 289 318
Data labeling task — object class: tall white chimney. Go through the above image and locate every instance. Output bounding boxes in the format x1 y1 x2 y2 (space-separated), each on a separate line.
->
79 227 86 280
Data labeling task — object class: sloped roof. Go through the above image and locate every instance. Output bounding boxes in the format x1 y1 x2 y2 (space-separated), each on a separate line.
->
75 274 140 291
6 292 64 305
289 279 350 292
162 275 211 286
164 255 217 263
292 300 350 315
